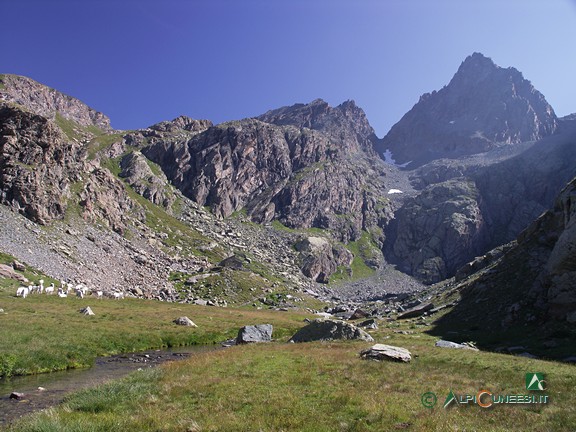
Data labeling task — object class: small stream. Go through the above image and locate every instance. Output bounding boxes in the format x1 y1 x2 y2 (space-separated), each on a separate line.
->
0 345 218 426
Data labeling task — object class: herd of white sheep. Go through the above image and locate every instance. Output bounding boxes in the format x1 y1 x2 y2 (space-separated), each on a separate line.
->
15 279 123 300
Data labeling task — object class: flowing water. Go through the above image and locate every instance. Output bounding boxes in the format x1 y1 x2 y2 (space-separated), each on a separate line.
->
0 345 218 426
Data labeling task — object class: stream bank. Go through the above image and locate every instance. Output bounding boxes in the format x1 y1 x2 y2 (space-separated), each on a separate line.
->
0 345 218 426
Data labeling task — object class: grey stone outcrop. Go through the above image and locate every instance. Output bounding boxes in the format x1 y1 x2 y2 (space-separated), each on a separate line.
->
289 319 373 343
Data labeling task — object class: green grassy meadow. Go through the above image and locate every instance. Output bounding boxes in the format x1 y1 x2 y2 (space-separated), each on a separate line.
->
5 327 576 431
2 264 576 431
0 286 307 378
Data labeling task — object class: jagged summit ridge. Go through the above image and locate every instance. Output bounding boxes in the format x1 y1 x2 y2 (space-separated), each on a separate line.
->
257 98 378 153
378 52 558 166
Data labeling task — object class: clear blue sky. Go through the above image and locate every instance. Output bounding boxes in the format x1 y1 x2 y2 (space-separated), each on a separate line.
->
2 0 576 136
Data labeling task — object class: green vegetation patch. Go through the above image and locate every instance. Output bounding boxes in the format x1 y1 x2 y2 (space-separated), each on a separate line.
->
99 155 225 261
330 231 379 283
55 112 106 141
87 133 124 160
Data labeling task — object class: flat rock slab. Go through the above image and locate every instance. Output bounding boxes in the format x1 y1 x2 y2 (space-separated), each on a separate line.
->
289 319 374 343
397 302 434 319
236 324 273 343
350 309 370 320
173 316 198 327
360 344 412 363
435 340 479 351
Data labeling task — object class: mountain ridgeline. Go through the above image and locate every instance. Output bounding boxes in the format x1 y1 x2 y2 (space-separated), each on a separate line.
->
1 52 576 338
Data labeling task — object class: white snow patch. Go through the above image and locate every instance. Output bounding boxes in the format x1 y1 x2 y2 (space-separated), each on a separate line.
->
388 189 404 194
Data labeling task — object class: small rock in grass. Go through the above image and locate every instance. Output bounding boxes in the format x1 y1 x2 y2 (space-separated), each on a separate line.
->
173 316 198 327
80 306 95 316
12 260 26 271
358 318 378 330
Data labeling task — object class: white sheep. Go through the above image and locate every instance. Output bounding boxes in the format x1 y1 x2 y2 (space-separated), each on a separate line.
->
96 290 103 299
113 292 125 300
57 288 67 298
16 286 29 298
38 279 44 294
45 283 55 295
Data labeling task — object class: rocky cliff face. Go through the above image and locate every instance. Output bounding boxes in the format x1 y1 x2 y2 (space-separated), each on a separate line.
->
387 117 576 283
0 101 141 234
521 177 576 321
0 105 83 224
378 53 558 166
0 74 111 131
130 102 393 244
431 176 576 356
388 179 488 283
119 151 176 211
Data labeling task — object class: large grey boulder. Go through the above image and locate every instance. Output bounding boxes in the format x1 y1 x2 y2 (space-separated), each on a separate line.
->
289 319 374 343
236 324 273 344
360 344 412 363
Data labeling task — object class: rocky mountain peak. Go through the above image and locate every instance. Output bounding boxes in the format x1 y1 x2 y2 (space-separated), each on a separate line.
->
378 52 558 166
451 52 499 83
0 74 111 131
257 98 377 153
